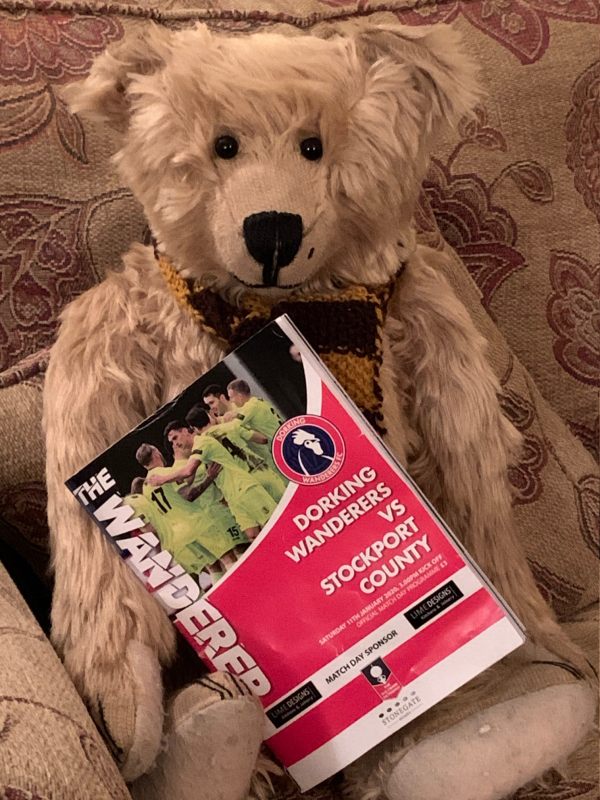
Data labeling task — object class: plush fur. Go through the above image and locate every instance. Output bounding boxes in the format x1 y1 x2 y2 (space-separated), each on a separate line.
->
44 20 594 800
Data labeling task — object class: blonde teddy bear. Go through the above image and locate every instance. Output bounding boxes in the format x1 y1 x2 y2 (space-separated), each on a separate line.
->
44 20 594 800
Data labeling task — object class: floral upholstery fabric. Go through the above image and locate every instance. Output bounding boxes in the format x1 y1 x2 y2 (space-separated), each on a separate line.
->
0 560 132 799
0 1 597 799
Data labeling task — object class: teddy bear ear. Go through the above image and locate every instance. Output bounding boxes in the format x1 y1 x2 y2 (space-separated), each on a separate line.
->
61 23 176 130
346 20 481 132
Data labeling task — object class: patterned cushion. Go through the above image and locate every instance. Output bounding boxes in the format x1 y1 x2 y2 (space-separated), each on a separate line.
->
0 351 49 582
0 560 132 799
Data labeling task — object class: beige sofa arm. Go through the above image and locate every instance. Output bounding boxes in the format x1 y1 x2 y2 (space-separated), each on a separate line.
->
0 562 132 800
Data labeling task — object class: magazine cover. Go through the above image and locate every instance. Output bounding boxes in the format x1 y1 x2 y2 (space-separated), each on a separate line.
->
67 315 526 791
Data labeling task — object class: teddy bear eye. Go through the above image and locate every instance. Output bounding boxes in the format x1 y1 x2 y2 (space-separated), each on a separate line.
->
214 135 239 160
300 137 323 161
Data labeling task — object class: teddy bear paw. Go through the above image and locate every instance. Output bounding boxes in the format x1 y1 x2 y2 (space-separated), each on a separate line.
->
129 672 267 800
78 640 164 783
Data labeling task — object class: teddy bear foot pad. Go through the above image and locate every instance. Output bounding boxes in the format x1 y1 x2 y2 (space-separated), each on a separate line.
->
385 681 594 800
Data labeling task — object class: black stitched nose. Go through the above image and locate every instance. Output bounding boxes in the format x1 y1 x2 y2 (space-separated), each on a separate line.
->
243 211 303 286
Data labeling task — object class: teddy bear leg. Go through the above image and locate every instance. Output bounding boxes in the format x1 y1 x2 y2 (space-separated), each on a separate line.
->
129 673 270 800
384 682 594 800
59 634 166 782
117 641 165 782
46 502 175 781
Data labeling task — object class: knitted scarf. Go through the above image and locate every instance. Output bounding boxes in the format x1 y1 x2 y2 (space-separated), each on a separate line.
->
157 255 401 435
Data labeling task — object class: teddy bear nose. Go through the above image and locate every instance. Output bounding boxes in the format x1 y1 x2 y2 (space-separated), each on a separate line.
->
243 211 303 286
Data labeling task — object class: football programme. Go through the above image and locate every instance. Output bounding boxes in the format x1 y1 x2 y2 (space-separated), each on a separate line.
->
68 316 526 791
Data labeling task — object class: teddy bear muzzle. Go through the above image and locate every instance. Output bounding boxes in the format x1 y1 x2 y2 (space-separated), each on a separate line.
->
242 210 303 286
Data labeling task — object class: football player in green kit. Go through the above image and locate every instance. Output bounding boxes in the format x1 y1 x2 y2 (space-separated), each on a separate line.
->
202 384 235 422
164 420 248 554
124 476 161 534
226 379 285 478
207 415 286 502
227 379 283 440
135 443 223 576
148 408 276 541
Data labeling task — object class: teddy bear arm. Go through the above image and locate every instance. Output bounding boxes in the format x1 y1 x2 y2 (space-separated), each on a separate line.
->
354 255 595 800
43 272 178 779
385 254 577 660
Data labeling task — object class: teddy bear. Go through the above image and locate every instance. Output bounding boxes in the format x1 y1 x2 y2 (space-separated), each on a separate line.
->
43 18 595 800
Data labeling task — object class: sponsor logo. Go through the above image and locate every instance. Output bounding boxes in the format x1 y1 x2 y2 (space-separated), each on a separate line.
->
363 658 392 686
361 656 403 701
273 415 345 485
377 691 422 726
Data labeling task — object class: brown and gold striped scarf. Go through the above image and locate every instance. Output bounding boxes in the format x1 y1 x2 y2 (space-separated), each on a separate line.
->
157 255 401 434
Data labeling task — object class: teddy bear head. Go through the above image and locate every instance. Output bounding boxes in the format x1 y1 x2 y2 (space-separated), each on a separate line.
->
66 21 478 296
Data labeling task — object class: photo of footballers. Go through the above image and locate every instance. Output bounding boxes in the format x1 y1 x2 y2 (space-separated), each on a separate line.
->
72 323 307 593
